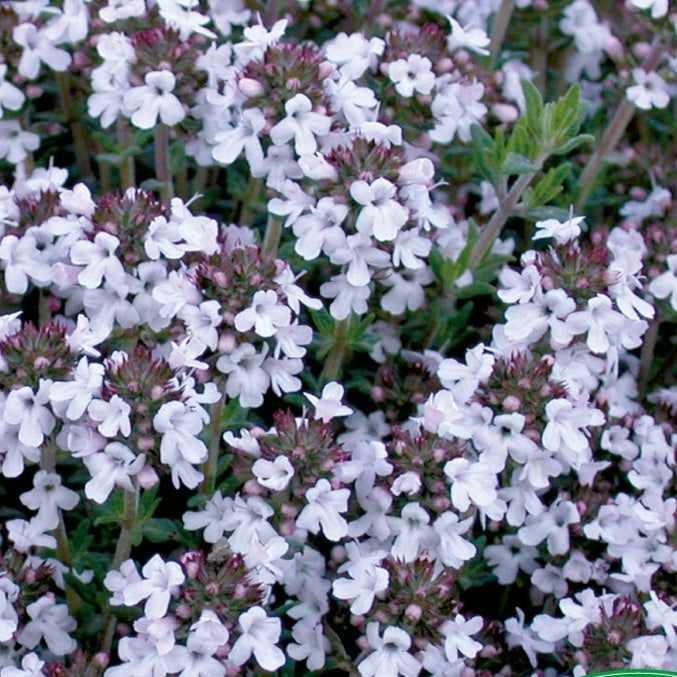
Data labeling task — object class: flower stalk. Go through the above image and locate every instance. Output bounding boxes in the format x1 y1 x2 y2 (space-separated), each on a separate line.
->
154 123 174 202
200 386 225 498
320 317 350 383
575 38 664 208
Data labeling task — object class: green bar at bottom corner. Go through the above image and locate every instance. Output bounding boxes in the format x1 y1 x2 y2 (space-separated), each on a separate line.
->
584 671 677 677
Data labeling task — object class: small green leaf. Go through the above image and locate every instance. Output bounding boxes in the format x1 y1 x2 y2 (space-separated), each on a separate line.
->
505 119 533 159
143 518 183 543
524 205 572 221
551 133 594 155
521 78 544 137
526 162 572 207
502 152 539 175
455 281 496 298
309 308 335 336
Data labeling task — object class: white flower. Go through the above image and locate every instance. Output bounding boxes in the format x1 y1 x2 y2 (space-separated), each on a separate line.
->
123 554 185 619
153 401 208 467
332 559 389 615
123 70 186 129
350 178 409 242
446 16 490 55
17 595 77 656
630 0 668 19
216 343 270 408
0 234 51 294
252 456 294 491
229 607 285 672
565 293 628 353
234 289 292 338
433 512 477 568
443 458 498 511
358 623 421 677
13 23 71 80
0 65 25 117
87 394 132 438
49 357 104 420
83 443 145 504
388 55 435 98
439 614 483 662
296 478 350 541
542 398 605 454
6 518 56 553
430 79 487 143
533 213 585 244
320 273 371 320
3 382 54 448
323 32 384 79
649 254 677 311
19 471 79 529
626 69 670 110
304 382 353 422
269 94 331 156
212 107 266 167
287 620 331 671
0 652 46 676
518 499 580 556
182 491 235 543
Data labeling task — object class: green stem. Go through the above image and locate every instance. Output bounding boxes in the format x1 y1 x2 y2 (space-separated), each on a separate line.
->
40 444 79 614
200 388 225 497
320 318 350 383
176 162 188 199
116 118 135 190
531 14 549 95
56 72 94 181
323 622 361 677
638 317 661 397
575 38 663 209
112 481 140 570
238 178 263 227
192 165 208 198
261 215 282 258
86 481 140 676
468 165 543 271
489 0 514 67
38 290 51 328
154 124 173 202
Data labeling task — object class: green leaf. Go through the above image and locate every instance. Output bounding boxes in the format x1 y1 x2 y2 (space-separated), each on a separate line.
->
525 162 572 208
91 490 125 526
551 133 594 155
502 152 539 175
309 308 335 337
429 248 461 290
521 78 544 137
456 218 479 271
524 205 572 221
220 397 250 431
143 518 184 543
455 281 497 298
69 518 94 559
505 118 532 160
471 124 500 182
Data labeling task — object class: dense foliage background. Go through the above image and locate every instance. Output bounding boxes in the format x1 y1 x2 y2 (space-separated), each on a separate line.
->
0 0 673 675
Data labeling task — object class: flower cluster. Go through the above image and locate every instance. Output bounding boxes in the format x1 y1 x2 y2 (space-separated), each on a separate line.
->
0 0 673 676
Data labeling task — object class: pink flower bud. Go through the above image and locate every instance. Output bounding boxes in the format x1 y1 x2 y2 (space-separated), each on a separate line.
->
137 464 160 488
91 652 109 669
318 61 335 79
218 333 236 353
492 103 519 123
244 478 264 495
405 604 422 621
